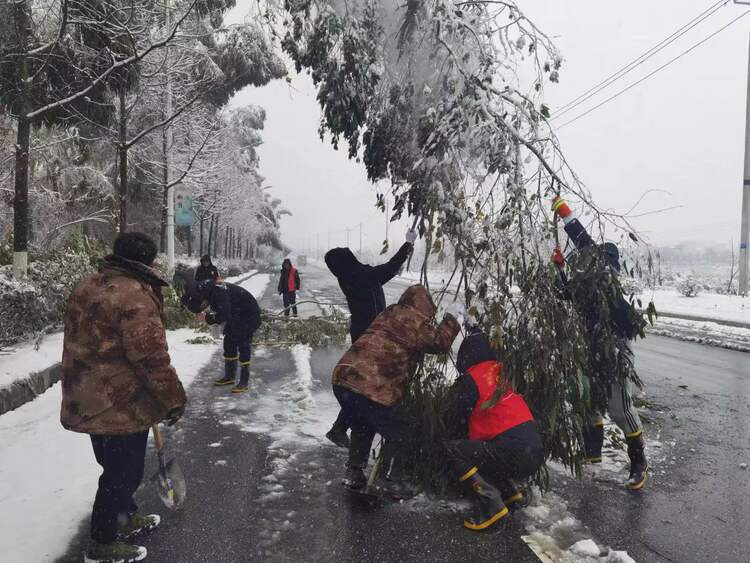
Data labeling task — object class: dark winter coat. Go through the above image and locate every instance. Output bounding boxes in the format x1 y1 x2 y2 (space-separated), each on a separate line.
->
200 281 262 340
333 285 460 407
278 259 301 294
61 256 187 435
325 243 412 342
562 219 638 340
195 255 220 283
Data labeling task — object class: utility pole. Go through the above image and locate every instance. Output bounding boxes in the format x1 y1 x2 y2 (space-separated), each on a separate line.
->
165 0 175 273
736 4 750 294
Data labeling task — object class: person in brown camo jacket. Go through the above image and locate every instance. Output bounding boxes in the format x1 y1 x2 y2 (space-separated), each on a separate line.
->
332 284 460 493
61 232 186 563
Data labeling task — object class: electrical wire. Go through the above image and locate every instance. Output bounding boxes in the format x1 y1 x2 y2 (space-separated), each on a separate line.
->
557 9 750 130
553 0 729 120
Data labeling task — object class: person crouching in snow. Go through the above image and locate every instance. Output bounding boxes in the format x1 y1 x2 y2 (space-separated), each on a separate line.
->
278 258 301 317
332 284 460 492
443 328 544 531
182 279 262 394
61 232 187 563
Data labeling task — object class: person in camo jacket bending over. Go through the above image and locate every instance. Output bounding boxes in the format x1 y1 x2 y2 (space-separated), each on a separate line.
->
61 232 187 563
552 196 648 491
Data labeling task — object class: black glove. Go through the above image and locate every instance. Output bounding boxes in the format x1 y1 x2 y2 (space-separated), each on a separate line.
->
205 311 218 325
165 406 185 427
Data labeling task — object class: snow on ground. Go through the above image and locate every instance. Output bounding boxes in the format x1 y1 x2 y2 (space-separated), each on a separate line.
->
0 329 217 563
0 332 64 391
647 288 748 325
648 317 750 352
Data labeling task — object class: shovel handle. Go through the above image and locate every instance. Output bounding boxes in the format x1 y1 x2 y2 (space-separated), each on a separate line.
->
152 424 164 452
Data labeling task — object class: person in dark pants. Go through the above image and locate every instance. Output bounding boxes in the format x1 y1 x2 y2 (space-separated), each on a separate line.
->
332 284 459 492
183 279 262 394
324 229 417 447
61 233 187 563
443 328 544 531
194 254 220 283
278 258 301 317
552 196 648 491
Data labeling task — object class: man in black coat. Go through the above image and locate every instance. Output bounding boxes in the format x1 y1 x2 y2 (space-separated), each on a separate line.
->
195 255 220 283
183 280 262 394
278 258 301 317
552 196 648 491
323 229 416 447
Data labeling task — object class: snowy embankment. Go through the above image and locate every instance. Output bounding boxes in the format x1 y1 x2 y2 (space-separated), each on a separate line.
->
645 289 750 352
0 329 217 563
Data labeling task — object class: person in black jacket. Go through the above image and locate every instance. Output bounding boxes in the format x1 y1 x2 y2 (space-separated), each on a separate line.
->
323 229 416 447
182 279 262 394
552 196 648 491
195 255 220 283
278 258 301 317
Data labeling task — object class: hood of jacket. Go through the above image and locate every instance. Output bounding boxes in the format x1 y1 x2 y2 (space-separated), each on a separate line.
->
325 247 361 280
200 254 213 266
456 328 499 373
100 255 168 288
397 284 436 318
282 258 292 271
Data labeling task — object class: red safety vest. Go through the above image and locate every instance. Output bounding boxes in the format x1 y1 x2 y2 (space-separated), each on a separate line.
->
288 266 297 292
467 360 534 441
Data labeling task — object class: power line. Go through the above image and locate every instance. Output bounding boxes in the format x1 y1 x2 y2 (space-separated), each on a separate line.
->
553 0 729 120
557 9 750 130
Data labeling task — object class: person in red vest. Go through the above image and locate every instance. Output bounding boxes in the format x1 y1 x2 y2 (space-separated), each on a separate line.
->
443 327 544 531
277 258 301 317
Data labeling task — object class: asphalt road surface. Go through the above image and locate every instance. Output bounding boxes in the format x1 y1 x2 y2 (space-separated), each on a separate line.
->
58 262 749 563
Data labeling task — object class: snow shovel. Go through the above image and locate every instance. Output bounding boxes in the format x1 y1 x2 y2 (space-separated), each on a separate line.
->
150 424 186 511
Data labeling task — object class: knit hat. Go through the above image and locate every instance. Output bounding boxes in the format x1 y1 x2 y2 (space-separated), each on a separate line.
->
456 328 498 373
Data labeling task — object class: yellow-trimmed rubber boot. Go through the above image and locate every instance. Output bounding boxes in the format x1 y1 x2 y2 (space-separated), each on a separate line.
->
232 364 250 394
626 433 648 491
498 480 528 510
582 423 604 464
215 359 237 386
459 467 509 531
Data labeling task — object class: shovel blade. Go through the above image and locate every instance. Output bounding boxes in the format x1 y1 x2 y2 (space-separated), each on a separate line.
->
151 458 187 511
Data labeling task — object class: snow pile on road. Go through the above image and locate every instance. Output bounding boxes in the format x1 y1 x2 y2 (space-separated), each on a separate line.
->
0 329 217 563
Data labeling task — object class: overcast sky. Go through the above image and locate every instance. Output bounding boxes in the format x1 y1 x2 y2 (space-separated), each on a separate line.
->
228 0 750 252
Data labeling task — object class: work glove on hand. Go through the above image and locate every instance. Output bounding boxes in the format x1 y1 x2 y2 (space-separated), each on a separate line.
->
165 406 185 427
205 310 219 325
551 196 576 225
551 247 566 267
444 301 466 324
405 229 417 245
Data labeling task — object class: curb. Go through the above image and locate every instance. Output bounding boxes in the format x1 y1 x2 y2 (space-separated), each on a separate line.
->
0 363 62 416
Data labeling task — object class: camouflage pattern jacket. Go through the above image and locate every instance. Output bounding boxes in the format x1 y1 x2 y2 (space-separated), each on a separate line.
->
61 256 187 435
333 284 460 407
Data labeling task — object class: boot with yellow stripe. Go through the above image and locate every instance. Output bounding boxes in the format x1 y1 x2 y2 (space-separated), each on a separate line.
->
232 363 250 394
215 358 237 386
498 480 529 510
459 467 509 531
582 423 604 464
626 432 648 491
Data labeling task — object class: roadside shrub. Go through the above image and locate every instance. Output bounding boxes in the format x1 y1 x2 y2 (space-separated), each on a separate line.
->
677 278 701 298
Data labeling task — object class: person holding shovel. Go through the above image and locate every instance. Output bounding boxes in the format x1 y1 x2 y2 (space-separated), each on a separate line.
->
182 278 262 394
332 284 460 493
61 232 187 563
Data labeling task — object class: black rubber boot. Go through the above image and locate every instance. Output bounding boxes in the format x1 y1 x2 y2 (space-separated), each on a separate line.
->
326 421 351 448
582 424 604 464
497 480 528 510
343 465 367 490
215 359 237 386
626 434 648 491
460 468 509 531
232 364 250 393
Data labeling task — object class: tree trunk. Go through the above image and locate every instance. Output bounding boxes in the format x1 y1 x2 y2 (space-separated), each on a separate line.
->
187 226 192 256
13 117 31 278
213 215 220 257
118 86 128 233
224 226 229 257
199 216 205 256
